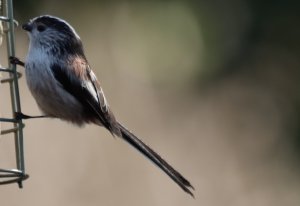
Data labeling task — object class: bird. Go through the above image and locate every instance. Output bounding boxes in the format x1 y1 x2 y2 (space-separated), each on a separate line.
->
12 15 194 196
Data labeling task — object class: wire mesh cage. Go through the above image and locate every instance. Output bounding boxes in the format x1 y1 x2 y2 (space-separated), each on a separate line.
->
0 0 28 188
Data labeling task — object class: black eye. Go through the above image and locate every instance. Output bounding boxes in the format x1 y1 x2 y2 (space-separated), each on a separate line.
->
37 25 46 32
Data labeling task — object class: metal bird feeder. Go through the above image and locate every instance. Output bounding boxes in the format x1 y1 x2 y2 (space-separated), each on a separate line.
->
0 0 28 188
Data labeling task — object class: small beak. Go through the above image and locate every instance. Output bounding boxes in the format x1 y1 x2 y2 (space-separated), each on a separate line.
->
22 23 32 32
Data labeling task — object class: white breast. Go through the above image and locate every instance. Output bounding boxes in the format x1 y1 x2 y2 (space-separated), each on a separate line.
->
25 47 87 125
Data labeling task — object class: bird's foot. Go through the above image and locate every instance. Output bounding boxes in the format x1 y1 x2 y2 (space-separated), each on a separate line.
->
9 56 25 67
15 112 47 120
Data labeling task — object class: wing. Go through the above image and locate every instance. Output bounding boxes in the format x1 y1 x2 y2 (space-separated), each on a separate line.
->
50 56 194 196
50 55 119 134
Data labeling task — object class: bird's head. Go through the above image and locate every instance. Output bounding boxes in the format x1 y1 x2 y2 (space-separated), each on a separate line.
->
23 15 84 56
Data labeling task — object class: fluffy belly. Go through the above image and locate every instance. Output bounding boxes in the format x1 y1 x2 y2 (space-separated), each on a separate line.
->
25 64 87 125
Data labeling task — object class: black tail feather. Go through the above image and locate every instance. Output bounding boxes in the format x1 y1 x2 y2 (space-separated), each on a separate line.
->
116 122 194 197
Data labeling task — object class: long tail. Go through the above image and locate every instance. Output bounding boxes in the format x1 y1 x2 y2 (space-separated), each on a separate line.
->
116 122 194 197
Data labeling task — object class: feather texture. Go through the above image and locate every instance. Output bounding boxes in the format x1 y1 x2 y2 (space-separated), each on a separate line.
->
24 15 194 196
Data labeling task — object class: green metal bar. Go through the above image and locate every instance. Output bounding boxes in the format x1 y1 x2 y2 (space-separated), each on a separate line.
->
0 71 22 83
0 117 18 123
4 0 26 187
1 126 19 135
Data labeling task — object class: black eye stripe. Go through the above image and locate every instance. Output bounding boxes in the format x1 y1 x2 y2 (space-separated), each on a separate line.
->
37 25 46 32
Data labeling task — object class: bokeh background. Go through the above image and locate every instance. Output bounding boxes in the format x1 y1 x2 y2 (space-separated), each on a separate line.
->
1 0 300 205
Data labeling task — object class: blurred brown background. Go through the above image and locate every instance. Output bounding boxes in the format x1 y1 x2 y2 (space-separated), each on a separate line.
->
1 0 300 205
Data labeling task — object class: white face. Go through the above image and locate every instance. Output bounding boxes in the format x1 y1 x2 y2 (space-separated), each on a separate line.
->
24 22 62 50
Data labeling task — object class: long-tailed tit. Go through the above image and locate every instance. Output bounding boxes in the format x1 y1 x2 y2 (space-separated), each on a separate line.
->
14 15 194 196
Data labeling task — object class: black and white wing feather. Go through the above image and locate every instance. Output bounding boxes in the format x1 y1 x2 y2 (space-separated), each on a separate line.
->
50 56 119 134
50 56 194 196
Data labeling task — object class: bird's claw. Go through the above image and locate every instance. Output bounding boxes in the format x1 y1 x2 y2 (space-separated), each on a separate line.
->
14 112 48 120
9 56 25 67
15 112 30 120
